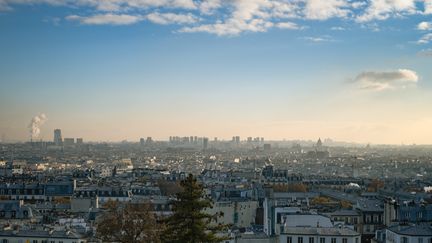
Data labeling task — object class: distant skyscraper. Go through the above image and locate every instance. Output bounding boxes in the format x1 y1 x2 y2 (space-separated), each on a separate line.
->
203 137 209 150
235 136 240 144
140 138 145 146
317 138 322 147
76 138 83 145
146 137 153 144
53 129 62 145
316 138 324 152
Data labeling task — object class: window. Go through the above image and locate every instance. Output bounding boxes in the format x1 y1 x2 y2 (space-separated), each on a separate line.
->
309 237 314 243
320 238 326 243
32 240 38 243
287 236 292 243
331 238 336 243
2 239 9 243
402 237 408 243
418 212 423 219
298 237 303 243
419 238 424 243
343 238 348 243
356 238 359 243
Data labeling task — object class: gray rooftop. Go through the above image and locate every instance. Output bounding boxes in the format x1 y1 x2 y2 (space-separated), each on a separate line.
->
387 225 432 236
283 227 360 237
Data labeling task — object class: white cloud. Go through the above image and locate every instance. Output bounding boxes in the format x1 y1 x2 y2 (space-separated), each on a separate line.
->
179 18 275 36
199 0 222 14
425 0 432 14
356 0 417 22
353 69 419 91
331 26 346 31
417 48 432 56
302 35 335 42
276 21 302 30
179 0 303 36
418 21 432 30
147 12 199 25
66 14 142 25
180 0 275 36
1 0 197 12
269 1 299 19
0 0 429 37
304 0 351 20
417 33 432 44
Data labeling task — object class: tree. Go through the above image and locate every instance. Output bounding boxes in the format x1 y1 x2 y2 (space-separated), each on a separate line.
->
162 174 229 243
340 200 352 209
367 179 384 192
96 200 162 243
311 196 331 205
272 183 308 192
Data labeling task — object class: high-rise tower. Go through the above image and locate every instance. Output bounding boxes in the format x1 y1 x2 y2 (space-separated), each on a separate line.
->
53 129 62 145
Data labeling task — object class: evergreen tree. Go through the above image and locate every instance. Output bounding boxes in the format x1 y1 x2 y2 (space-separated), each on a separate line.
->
162 174 229 243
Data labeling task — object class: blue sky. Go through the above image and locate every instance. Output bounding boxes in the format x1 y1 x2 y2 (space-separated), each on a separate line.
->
0 0 432 144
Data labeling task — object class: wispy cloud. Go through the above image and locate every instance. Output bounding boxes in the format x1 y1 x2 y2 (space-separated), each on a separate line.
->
353 69 419 91
425 0 432 14
356 0 417 22
304 0 351 20
0 0 431 37
301 35 335 43
417 33 432 44
418 49 432 56
66 14 143 25
418 21 432 31
179 19 276 36
330 26 346 31
146 12 199 25
276 21 304 30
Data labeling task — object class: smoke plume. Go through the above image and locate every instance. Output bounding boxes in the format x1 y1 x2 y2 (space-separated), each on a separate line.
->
28 113 48 139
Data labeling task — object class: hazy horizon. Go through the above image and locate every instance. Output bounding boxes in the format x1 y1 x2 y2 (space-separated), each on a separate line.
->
1 0 432 144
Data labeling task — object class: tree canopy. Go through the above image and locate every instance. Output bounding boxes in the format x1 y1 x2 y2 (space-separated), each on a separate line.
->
96 200 162 243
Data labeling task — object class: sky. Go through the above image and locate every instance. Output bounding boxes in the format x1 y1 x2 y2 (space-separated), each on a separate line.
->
0 0 432 144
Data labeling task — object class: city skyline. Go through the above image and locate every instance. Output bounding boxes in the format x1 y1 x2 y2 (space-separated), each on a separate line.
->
1 0 432 144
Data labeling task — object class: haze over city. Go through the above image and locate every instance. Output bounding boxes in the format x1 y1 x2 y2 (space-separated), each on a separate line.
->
1 0 432 144
5 2 432 243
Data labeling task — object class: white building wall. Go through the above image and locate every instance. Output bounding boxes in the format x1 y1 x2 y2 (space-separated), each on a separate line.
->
280 234 360 243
